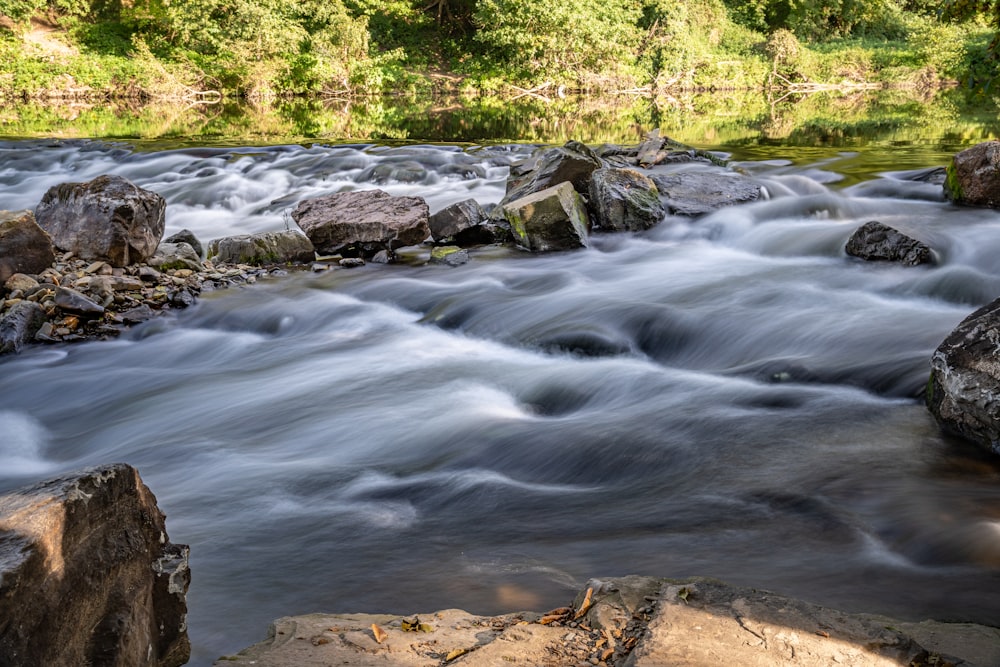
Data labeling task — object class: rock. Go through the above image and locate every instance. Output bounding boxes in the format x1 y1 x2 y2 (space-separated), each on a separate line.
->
0 463 190 667
120 304 157 324
207 231 315 266
164 229 204 258
588 167 665 232
845 221 934 266
650 171 761 217
503 181 590 252
55 286 105 318
34 175 166 267
944 141 1000 207
0 301 47 354
291 189 430 259
218 577 995 667
926 296 1000 455
0 210 55 285
339 258 366 268
503 141 604 204
428 199 486 242
4 273 40 295
149 242 204 272
627 578 957 667
454 220 512 246
429 246 470 266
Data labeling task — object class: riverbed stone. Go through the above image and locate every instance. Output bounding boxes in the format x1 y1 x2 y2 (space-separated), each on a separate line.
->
291 189 430 258
4 273 40 295
428 198 486 242
927 296 1000 455
34 175 166 267
0 463 190 667
503 141 605 204
0 210 55 285
845 220 934 266
149 241 204 272
54 285 105 318
588 167 665 232
944 141 1000 207
164 228 204 258
651 171 762 217
429 245 469 266
503 181 590 252
207 230 315 266
0 300 47 353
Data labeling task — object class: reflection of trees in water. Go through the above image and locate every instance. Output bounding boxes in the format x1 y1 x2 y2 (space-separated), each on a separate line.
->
1 88 997 148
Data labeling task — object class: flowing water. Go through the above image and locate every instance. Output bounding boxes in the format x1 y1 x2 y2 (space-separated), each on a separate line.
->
1 126 1000 664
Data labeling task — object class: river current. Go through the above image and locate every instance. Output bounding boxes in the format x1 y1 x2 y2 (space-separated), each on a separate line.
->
1 138 999 664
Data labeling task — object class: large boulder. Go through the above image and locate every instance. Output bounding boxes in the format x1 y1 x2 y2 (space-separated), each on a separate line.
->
502 181 590 252
428 199 486 242
291 189 430 259
588 167 665 232
651 171 761 217
503 141 604 204
207 231 315 266
34 175 166 267
944 141 1000 207
927 297 1000 455
845 221 934 266
0 463 190 667
0 210 55 285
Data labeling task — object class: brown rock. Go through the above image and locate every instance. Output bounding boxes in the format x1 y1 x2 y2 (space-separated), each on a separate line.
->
503 181 590 252
945 141 1000 207
291 189 430 258
34 175 166 267
0 463 190 667
0 210 55 285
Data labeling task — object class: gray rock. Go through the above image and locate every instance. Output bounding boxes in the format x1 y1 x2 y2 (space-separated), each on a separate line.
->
845 221 934 266
651 171 761 217
339 258 366 268
927 296 1000 455
0 210 55 285
0 463 190 667
0 301 47 354
291 189 430 258
944 141 1000 207
55 286 105 318
164 228 204 258
149 242 205 272
588 168 665 232
207 231 315 266
120 304 157 324
4 273 40 294
429 246 470 266
503 181 590 252
34 175 166 266
503 141 604 204
429 199 486 242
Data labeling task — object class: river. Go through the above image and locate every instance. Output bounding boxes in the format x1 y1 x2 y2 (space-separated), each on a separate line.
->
1 111 1000 664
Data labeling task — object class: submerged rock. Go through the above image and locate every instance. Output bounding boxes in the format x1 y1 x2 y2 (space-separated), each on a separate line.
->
207 231 315 266
651 171 761 217
0 463 190 667
429 246 469 266
502 181 590 252
34 175 166 266
927 296 1000 455
0 300 47 353
291 189 430 259
0 210 55 285
944 141 1000 207
845 220 934 266
588 167 665 232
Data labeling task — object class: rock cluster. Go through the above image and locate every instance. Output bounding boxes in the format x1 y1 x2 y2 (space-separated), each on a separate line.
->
0 463 190 667
214 576 998 667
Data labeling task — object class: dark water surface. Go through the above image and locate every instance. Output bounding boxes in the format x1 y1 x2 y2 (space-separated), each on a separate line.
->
2 110 1000 664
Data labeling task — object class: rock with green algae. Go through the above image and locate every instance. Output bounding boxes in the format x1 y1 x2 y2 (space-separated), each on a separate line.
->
944 141 1000 207
429 245 469 266
502 181 590 253
207 230 315 266
588 167 665 232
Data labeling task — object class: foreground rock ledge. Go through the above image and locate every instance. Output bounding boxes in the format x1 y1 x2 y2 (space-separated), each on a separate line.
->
0 463 190 667
215 576 998 667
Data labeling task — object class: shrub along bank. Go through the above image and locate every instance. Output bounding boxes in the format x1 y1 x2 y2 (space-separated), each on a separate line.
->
0 0 996 101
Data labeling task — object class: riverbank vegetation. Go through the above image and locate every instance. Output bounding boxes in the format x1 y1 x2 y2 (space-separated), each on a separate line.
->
0 0 997 101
